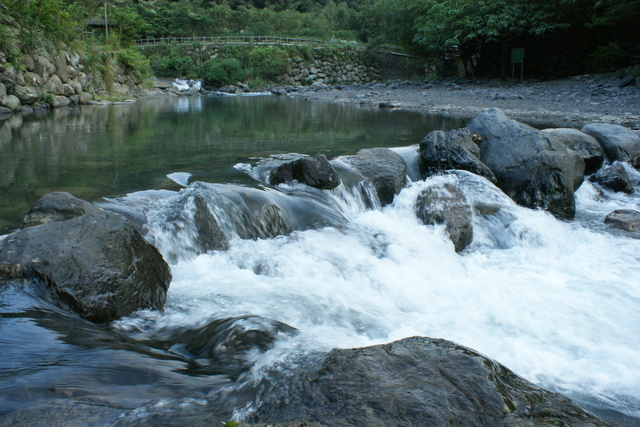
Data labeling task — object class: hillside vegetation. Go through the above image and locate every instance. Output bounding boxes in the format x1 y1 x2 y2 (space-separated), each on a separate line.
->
1 0 639 79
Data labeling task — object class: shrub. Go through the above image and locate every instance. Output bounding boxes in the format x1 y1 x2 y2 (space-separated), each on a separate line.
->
590 43 627 72
198 58 245 87
246 46 290 81
118 48 153 79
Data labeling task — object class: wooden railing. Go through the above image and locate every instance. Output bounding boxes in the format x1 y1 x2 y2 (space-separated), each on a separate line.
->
134 36 362 49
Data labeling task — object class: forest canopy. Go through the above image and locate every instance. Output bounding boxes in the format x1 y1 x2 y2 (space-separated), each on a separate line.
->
1 0 638 78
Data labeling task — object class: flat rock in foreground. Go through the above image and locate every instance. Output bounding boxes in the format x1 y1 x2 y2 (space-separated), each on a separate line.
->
249 336 608 426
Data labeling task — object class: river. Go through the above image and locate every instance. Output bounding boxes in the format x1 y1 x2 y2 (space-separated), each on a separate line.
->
0 95 639 426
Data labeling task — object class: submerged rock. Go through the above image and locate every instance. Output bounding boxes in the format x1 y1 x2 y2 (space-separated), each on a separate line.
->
542 128 604 175
342 147 407 206
582 123 640 168
589 162 635 194
467 108 584 219
249 336 609 426
415 182 473 252
418 128 496 182
0 210 171 323
269 154 339 190
144 189 230 263
151 315 297 378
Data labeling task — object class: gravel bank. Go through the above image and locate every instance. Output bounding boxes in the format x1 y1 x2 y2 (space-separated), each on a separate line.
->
288 74 640 129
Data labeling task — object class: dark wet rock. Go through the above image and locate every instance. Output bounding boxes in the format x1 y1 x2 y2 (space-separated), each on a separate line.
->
249 336 609 426
269 154 339 190
192 195 230 251
542 128 604 175
581 123 640 168
151 315 297 377
618 75 636 88
0 211 171 323
378 101 400 108
467 108 584 219
604 209 640 237
589 162 635 194
415 182 473 252
342 147 407 206
271 88 288 96
22 192 101 228
418 128 496 182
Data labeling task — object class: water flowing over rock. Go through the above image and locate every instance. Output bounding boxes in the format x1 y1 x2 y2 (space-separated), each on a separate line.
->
144 188 230 263
144 183 348 258
467 108 584 219
269 154 339 190
542 128 604 175
582 123 640 168
589 162 635 194
22 192 101 228
248 336 609 426
150 315 297 378
0 209 171 323
418 128 496 182
415 182 474 252
342 148 407 206
604 209 640 238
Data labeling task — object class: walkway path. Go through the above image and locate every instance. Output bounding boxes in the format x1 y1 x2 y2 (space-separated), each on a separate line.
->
134 36 362 49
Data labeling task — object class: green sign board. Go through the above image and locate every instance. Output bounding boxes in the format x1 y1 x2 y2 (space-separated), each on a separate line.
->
511 48 525 63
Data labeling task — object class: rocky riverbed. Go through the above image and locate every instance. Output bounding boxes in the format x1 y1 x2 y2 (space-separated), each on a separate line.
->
285 73 640 129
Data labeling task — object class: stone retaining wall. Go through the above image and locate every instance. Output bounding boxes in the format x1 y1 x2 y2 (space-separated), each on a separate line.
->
147 44 382 87
0 48 146 114
0 21 146 115
280 55 381 86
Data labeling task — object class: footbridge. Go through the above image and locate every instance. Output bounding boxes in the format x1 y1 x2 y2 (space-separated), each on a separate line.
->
134 36 362 49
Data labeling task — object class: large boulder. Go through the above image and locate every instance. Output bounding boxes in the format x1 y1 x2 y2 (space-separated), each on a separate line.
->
342 147 407 206
22 192 100 228
249 336 608 426
418 128 496 182
589 162 635 194
604 209 640 238
0 209 171 323
415 182 473 252
582 123 640 168
542 128 604 175
44 75 64 94
13 85 40 104
269 154 339 190
0 94 21 111
467 109 584 219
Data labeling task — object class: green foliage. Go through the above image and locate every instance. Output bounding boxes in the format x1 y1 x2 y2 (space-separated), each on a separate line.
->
149 46 195 78
118 48 153 79
590 42 627 72
198 58 246 87
83 42 117 89
361 0 639 77
41 93 55 107
109 6 149 45
246 46 290 80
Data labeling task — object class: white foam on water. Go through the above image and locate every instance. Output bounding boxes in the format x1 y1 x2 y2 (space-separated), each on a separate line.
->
167 172 192 187
142 172 640 419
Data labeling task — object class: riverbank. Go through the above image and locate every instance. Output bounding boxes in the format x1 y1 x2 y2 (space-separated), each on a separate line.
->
286 73 640 129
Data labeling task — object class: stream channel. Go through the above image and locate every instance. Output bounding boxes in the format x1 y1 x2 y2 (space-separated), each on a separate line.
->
0 95 639 425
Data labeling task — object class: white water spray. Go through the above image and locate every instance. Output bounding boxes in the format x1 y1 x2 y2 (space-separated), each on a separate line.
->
132 166 640 421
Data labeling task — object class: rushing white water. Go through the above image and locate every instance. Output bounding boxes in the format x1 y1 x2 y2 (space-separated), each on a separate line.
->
120 159 640 422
